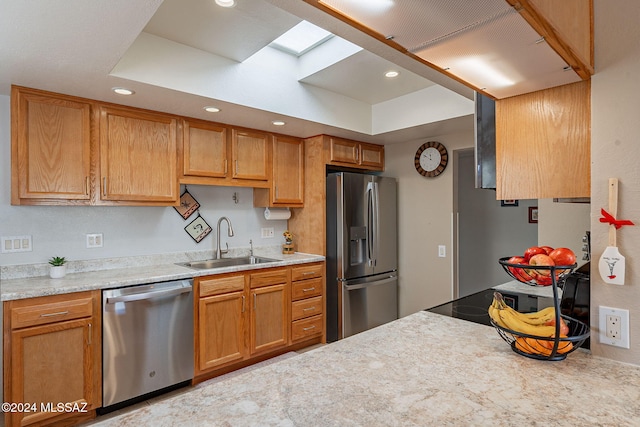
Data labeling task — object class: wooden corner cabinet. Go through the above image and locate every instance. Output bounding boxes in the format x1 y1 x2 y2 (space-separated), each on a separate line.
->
11 86 92 205
3 291 102 427
254 135 304 208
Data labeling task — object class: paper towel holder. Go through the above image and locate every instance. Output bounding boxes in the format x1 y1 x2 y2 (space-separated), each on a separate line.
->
264 207 291 220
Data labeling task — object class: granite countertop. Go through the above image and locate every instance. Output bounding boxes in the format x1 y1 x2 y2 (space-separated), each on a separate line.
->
1 249 324 301
88 311 640 427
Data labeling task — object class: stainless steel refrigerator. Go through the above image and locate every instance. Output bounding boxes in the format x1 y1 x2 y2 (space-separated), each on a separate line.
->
326 172 398 342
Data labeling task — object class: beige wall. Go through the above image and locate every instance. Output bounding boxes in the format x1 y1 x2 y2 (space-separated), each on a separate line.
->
590 0 640 364
538 198 590 260
384 130 474 317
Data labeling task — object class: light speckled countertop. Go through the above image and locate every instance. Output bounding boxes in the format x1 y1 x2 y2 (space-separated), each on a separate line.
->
0 249 324 301
87 311 640 427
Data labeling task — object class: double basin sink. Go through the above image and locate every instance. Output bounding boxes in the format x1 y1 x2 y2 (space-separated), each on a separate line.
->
177 256 281 270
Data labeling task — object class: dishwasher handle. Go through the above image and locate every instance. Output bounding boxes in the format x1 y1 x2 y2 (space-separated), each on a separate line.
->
105 284 192 304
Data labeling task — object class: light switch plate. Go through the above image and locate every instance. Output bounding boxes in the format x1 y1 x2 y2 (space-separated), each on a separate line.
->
1 235 32 253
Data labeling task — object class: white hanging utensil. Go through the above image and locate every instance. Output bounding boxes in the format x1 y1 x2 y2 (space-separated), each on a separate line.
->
598 178 625 285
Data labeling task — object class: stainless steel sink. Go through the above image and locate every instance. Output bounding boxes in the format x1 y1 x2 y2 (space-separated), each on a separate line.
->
176 256 281 270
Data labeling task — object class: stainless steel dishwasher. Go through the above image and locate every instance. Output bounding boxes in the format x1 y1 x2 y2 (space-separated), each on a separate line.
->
102 279 193 410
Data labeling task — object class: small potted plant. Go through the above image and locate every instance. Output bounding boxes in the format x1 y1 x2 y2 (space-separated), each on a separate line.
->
282 230 294 254
48 256 67 279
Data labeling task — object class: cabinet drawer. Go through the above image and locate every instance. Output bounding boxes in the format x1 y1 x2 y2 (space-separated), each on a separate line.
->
291 278 322 301
291 315 323 342
291 263 323 281
10 296 93 329
250 268 288 288
199 275 245 297
291 296 323 321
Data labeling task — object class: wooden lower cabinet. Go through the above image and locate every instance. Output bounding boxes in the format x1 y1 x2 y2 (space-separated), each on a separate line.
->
194 267 290 380
250 284 288 355
194 263 324 382
3 291 101 427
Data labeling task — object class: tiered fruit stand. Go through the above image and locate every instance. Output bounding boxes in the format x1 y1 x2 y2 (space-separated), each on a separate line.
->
491 257 590 361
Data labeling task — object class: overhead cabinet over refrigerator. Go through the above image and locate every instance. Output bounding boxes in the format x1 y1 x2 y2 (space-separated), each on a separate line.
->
326 172 398 342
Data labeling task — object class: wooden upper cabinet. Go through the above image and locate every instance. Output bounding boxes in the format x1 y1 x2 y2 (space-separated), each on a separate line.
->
359 142 385 170
231 129 270 181
326 136 384 171
183 120 228 178
496 80 590 200
11 86 91 205
254 135 304 207
99 106 179 205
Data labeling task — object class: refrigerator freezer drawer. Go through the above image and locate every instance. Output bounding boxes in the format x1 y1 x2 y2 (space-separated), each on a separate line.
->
341 275 398 339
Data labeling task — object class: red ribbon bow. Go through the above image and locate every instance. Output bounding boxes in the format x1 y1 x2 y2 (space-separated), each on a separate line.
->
599 208 635 229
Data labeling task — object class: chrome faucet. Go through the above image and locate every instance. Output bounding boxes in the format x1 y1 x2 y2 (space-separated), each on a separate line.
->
215 217 234 259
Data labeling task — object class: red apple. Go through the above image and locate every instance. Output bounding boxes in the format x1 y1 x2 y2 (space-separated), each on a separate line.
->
507 256 529 282
523 246 546 262
539 246 554 255
548 247 577 267
528 253 555 277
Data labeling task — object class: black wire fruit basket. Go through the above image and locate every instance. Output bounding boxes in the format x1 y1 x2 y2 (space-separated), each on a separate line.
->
491 259 590 361
498 256 576 286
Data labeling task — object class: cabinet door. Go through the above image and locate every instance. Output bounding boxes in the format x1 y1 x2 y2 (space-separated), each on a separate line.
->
496 80 590 199
12 87 91 203
8 319 97 427
99 106 178 203
328 137 359 165
198 291 247 373
359 142 384 170
183 121 228 178
231 129 269 181
250 284 288 355
272 136 304 205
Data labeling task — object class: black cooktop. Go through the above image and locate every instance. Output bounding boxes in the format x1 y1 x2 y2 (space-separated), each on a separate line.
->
426 289 496 327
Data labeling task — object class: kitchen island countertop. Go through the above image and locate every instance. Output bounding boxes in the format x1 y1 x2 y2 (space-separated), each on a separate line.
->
88 310 640 427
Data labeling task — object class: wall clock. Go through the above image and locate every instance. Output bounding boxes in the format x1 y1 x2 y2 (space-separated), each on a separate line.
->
414 141 448 177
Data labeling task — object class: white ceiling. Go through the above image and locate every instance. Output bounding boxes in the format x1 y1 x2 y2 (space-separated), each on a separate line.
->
0 0 477 145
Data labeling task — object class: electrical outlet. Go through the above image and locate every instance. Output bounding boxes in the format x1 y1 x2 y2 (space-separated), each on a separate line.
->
599 306 630 348
261 227 275 238
1 235 32 253
86 233 103 248
438 245 446 257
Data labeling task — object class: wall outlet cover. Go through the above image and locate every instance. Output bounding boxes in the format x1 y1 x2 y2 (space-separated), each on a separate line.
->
599 306 630 349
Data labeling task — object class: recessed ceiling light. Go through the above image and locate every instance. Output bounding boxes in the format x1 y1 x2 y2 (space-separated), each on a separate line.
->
203 106 221 113
385 71 399 78
272 120 286 126
215 0 236 7
112 87 134 95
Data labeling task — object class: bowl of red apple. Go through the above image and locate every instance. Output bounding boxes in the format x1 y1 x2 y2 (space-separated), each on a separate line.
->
499 246 578 286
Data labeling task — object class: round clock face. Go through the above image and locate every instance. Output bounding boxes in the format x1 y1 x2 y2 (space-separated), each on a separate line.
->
414 141 448 177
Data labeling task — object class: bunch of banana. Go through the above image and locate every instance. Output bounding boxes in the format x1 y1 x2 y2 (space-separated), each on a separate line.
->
488 292 557 336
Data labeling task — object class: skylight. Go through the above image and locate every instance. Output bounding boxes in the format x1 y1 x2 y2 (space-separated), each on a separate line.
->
270 21 334 56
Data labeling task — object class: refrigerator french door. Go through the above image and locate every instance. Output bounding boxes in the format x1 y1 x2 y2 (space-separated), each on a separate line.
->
326 172 398 342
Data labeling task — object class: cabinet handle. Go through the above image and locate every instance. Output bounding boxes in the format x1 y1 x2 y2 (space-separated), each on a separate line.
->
302 272 315 276
303 325 316 331
235 160 239 175
224 159 228 174
40 311 69 318
302 287 316 292
303 306 316 312
242 295 245 313
102 177 107 196
275 185 278 199
356 149 359 162
85 176 90 195
88 323 92 345
253 293 257 310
